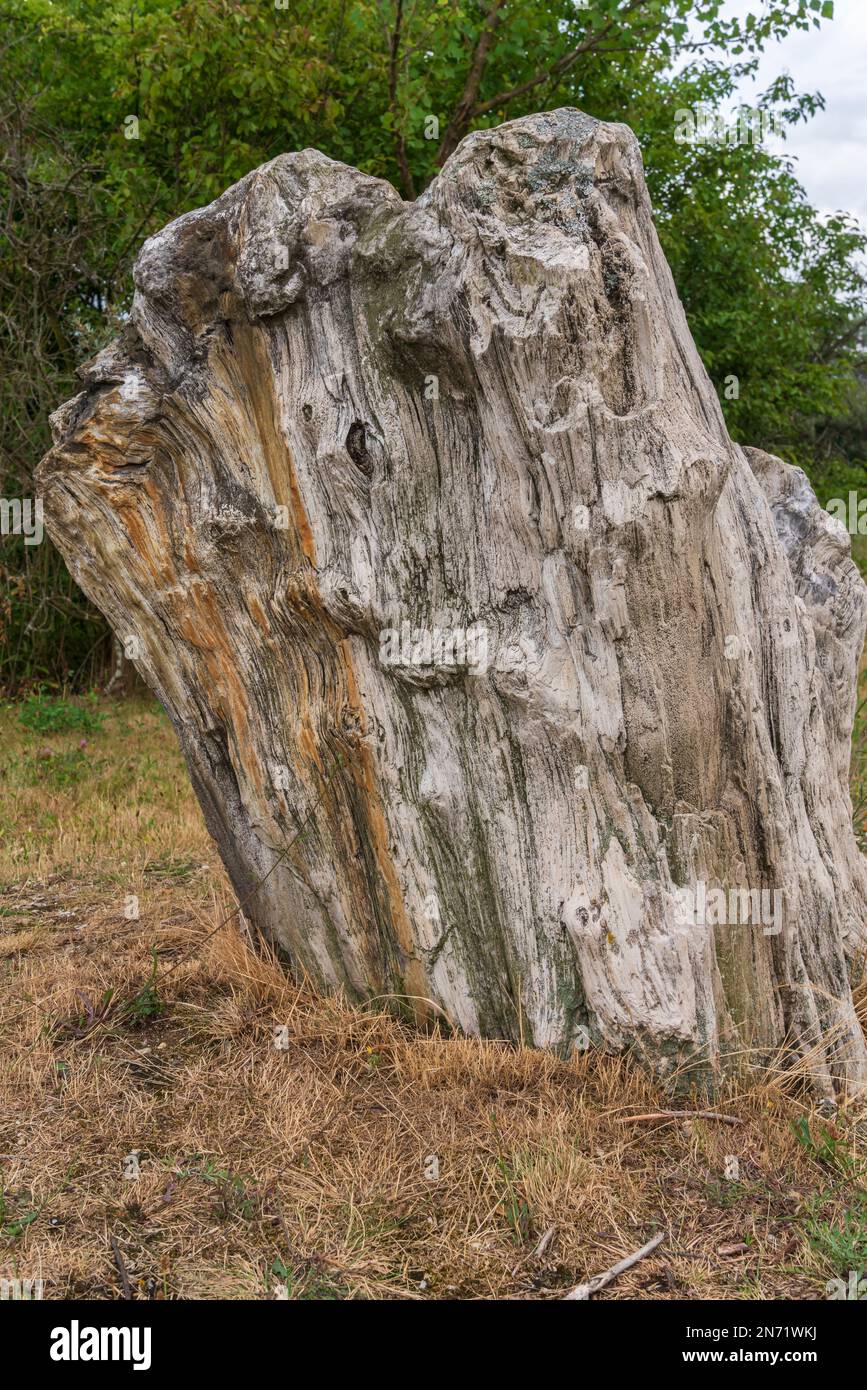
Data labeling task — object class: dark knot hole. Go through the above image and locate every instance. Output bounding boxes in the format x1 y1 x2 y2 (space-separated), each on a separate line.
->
346 421 372 476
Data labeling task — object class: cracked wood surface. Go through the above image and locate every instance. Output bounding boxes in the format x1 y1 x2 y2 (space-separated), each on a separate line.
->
38 108 867 1090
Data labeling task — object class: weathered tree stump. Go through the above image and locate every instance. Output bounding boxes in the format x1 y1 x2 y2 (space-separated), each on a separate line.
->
38 109 867 1090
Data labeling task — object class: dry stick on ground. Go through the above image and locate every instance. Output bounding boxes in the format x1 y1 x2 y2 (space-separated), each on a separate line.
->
110 1234 133 1300
563 1231 666 1301
533 1226 557 1259
617 1110 743 1126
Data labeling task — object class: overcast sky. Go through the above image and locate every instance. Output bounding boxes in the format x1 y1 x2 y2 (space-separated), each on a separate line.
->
721 0 867 231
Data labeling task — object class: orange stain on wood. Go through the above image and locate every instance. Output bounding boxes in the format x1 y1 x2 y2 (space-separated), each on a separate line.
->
230 326 316 566
74 318 431 1022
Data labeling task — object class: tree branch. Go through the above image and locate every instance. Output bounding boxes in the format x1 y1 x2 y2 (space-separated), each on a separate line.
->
816 312 867 364
435 0 508 168
388 0 416 199
470 0 650 124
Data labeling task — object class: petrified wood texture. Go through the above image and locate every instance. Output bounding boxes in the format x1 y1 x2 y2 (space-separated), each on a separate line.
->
38 109 867 1089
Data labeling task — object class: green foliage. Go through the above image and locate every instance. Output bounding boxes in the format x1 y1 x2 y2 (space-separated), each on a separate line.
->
0 21 117 692
269 1255 345 1299
18 747 95 790
804 1193 867 1279
791 1115 860 1177
0 1189 41 1241
17 691 105 735
791 1119 867 1280
1 0 865 692
643 91 866 454
490 1114 533 1242
809 1210 867 1278
128 947 165 1022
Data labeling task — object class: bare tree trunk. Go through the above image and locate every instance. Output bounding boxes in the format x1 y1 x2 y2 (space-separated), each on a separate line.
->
103 633 137 696
37 109 867 1092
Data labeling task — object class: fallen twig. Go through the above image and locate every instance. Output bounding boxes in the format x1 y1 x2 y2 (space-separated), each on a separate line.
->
110 1234 133 1300
617 1109 742 1126
563 1231 665 1300
533 1226 557 1259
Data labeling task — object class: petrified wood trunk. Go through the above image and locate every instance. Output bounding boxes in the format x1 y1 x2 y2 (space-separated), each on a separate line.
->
38 109 867 1090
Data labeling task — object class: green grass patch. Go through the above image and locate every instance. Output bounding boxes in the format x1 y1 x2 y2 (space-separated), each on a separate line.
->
17 691 105 737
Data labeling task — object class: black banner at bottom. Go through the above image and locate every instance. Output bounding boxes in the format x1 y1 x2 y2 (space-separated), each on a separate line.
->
3 1295 860 1376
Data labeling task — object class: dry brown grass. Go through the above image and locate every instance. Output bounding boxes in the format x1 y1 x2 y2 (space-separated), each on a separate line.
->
2 695 867 1300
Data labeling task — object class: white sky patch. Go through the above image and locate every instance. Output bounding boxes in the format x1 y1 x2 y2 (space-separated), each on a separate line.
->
712 0 867 234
